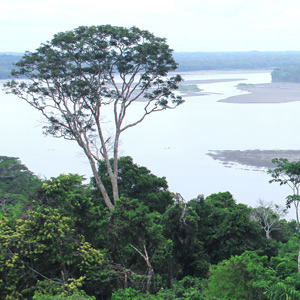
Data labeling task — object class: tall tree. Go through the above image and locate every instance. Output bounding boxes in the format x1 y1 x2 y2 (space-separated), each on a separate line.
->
4 25 184 211
251 199 287 240
269 158 300 272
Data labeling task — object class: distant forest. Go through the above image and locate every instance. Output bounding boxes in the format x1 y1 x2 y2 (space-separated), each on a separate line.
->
0 53 23 79
174 51 300 71
271 66 300 83
2 51 300 79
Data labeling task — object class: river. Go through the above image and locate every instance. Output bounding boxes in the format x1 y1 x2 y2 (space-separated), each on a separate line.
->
0 70 298 218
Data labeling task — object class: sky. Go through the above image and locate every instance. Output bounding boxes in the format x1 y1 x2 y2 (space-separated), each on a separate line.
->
2 0 300 53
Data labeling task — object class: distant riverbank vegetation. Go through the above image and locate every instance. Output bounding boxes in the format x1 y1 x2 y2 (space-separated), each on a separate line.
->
174 51 300 71
177 83 201 92
0 53 23 79
271 66 300 83
3 51 300 79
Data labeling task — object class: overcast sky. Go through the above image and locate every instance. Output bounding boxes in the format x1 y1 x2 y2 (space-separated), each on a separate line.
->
2 0 300 53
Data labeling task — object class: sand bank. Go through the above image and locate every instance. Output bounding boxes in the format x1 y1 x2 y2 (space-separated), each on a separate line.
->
219 82 300 104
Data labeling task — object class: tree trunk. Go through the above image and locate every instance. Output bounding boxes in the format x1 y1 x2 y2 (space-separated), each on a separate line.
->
130 244 154 291
298 238 300 273
145 266 154 292
266 229 271 239
86 152 114 211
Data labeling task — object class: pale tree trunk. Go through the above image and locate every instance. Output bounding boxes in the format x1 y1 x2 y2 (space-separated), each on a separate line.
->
298 240 300 273
294 201 300 273
130 244 154 292
84 147 115 211
111 136 120 202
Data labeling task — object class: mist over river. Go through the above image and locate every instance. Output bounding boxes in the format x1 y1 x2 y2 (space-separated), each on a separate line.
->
1 70 298 219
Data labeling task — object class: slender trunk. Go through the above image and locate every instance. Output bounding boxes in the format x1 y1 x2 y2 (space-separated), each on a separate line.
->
295 200 300 273
111 129 121 202
146 266 154 292
94 111 118 205
94 171 114 211
130 244 154 291
86 151 114 211
298 238 300 273
111 170 119 203
77 126 115 211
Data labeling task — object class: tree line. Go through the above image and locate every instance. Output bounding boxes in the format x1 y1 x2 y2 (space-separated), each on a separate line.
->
271 66 300 83
174 51 300 71
4 51 300 79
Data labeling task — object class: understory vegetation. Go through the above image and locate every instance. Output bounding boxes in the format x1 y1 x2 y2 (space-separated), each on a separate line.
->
1 155 300 300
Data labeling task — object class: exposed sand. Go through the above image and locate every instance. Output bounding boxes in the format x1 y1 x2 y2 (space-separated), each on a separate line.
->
207 150 300 170
219 82 300 104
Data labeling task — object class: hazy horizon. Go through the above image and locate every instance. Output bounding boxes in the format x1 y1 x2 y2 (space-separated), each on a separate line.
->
3 0 300 53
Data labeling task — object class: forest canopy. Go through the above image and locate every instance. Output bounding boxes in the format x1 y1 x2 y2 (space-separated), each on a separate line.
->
1 155 300 300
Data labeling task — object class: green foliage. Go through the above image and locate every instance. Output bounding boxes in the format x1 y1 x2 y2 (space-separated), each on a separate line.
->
162 201 209 280
33 281 96 300
96 156 174 213
111 277 206 300
112 288 160 300
265 282 300 300
36 173 109 247
271 256 297 280
278 235 299 258
269 158 300 209
0 156 41 215
3 154 300 299
189 192 266 265
157 276 206 299
105 197 173 291
268 158 300 271
33 292 95 300
205 251 278 300
0 199 104 299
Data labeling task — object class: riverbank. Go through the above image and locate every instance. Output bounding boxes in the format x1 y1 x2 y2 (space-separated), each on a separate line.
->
219 82 300 104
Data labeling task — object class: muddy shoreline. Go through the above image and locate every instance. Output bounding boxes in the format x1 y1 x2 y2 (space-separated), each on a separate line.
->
219 82 300 104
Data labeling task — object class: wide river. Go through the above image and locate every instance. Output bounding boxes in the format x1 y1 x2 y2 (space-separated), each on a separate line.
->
1 70 298 218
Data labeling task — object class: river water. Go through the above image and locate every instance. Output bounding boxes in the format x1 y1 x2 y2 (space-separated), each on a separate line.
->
1 70 298 218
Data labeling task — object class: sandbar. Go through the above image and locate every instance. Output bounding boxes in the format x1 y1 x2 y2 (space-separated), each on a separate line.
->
219 82 300 104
